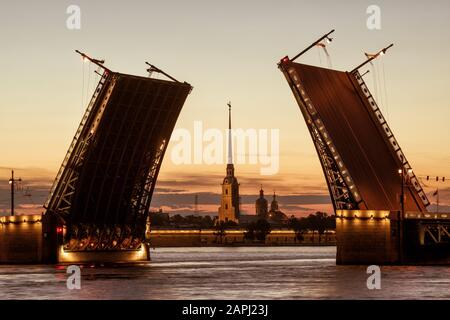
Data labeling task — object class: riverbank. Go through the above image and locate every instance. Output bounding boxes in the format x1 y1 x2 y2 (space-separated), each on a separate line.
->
149 229 336 247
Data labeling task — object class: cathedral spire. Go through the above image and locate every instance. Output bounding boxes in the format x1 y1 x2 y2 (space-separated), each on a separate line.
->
219 101 240 224
227 101 233 165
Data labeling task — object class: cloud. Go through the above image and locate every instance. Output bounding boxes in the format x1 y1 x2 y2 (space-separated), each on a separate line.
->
154 187 188 194
280 204 316 211
1 168 446 218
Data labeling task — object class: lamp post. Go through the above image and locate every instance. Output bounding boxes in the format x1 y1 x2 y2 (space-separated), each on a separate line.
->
398 168 412 264
398 169 404 217
398 168 413 217
8 170 21 216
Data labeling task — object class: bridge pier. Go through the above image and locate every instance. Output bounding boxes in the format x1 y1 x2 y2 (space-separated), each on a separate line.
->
1 213 151 264
336 210 400 265
55 244 150 264
336 210 450 265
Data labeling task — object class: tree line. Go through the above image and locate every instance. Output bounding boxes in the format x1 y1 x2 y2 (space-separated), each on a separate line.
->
214 212 335 243
150 211 336 243
287 212 335 243
150 212 215 228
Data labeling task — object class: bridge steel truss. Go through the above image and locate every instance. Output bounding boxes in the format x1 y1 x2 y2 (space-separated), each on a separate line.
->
44 69 192 251
405 212 450 245
422 223 450 244
279 60 430 212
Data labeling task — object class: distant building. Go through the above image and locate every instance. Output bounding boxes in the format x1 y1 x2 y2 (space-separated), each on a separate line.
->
241 189 289 226
270 192 279 212
149 208 170 226
255 187 268 219
238 214 259 225
218 103 240 224
268 192 288 224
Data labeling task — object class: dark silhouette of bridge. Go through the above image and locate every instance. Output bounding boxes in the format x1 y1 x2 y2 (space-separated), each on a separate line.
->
278 30 449 264
42 52 192 263
3 41 447 265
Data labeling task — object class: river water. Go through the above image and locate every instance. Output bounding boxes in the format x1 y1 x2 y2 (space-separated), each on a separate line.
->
0 246 449 299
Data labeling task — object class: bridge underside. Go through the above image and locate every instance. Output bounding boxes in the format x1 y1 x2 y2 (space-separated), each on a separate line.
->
279 60 429 212
43 70 192 263
278 53 449 264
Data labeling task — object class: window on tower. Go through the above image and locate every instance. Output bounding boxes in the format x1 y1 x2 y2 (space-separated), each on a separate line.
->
225 189 228 195
225 204 228 209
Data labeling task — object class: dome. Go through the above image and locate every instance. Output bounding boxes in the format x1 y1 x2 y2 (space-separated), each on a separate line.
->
255 187 268 216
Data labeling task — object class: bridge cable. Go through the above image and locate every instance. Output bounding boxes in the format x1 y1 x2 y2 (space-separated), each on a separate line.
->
376 61 382 111
365 52 381 110
381 58 390 122
317 46 322 66
316 41 332 68
81 59 85 113
86 62 91 109
370 62 378 106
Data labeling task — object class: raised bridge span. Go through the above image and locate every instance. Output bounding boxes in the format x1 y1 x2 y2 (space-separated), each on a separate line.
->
278 31 449 264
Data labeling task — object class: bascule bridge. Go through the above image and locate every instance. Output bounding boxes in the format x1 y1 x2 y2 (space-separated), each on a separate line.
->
278 30 449 264
41 52 192 263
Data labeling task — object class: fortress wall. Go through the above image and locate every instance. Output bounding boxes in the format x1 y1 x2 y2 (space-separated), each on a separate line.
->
149 230 336 247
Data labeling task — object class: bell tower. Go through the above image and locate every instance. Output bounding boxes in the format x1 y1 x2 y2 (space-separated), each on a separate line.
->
218 102 240 223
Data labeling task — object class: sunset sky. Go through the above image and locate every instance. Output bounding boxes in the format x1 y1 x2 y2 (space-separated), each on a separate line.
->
1 0 449 217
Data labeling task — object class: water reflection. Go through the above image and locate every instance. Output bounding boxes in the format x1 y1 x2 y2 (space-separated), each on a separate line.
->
0 247 448 299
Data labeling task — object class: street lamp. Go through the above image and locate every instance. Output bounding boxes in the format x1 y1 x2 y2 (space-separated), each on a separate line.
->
398 168 413 217
398 168 412 264
398 169 405 219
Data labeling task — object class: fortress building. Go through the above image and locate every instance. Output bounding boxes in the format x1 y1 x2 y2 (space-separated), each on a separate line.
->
218 103 240 223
